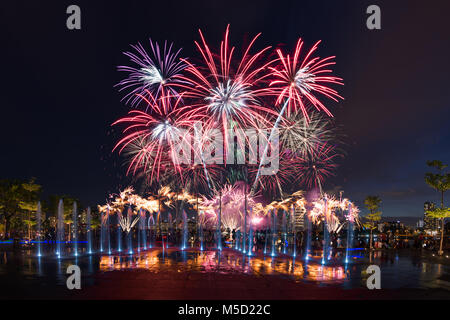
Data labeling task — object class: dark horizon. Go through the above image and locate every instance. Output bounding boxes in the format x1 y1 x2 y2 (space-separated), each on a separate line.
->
1 0 449 218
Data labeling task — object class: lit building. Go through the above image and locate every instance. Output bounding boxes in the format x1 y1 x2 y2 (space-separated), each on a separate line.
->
424 201 439 231
416 219 424 229
294 206 305 231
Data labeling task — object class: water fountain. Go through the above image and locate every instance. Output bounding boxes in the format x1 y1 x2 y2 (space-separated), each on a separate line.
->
247 207 253 256
242 204 247 253
282 210 287 254
247 228 253 256
198 214 204 251
322 196 329 265
117 212 122 252
305 213 312 261
100 210 104 252
137 211 141 252
235 229 241 251
168 213 173 248
271 209 277 257
217 201 222 251
182 210 187 250
127 207 133 254
72 202 78 256
140 209 147 250
106 208 111 254
158 210 164 249
36 201 42 257
264 227 268 254
291 205 296 257
86 206 92 254
345 203 354 264
56 199 64 257
148 213 154 248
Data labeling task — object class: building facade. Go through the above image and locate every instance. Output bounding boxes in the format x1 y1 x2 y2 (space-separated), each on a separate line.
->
424 201 440 231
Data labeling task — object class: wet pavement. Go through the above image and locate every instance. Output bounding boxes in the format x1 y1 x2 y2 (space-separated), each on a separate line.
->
1 246 450 299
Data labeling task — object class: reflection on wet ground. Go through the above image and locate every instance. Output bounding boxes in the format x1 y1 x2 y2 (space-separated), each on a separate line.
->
98 250 347 283
0 247 450 299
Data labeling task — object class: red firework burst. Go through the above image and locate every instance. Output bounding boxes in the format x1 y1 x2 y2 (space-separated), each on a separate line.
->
294 143 341 190
112 89 203 182
176 25 279 160
269 38 344 120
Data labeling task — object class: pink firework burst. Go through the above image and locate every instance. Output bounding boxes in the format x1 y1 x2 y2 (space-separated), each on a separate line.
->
294 143 342 190
177 25 279 160
269 38 344 120
112 89 203 182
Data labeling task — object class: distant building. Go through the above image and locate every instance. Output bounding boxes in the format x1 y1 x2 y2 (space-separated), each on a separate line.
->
416 219 424 229
424 201 440 231
293 206 305 231
378 220 407 233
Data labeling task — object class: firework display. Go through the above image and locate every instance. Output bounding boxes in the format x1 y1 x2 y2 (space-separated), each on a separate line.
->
6 1 449 303
113 25 344 199
106 25 361 252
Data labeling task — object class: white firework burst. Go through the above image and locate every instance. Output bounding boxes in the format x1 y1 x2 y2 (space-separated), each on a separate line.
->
279 111 336 158
205 79 258 121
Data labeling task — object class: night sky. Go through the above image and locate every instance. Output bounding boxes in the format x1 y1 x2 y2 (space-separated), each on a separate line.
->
1 0 449 219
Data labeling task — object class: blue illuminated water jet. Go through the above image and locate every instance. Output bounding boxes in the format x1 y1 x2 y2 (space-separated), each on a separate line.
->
56 199 64 257
72 202 78 256
36 202 42 257
87 206 92 254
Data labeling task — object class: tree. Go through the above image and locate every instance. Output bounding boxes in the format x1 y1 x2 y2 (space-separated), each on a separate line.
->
0 179 42 239
45 195 80 241
363 196 382 250
19 179 41 240
425 160 450 255
0 180 25 239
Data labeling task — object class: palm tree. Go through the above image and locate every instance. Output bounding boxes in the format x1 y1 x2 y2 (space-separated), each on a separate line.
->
425 160 450 255
363 196 382 250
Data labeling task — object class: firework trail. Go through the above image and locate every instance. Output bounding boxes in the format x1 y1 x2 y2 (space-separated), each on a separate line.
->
248 152 298 199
